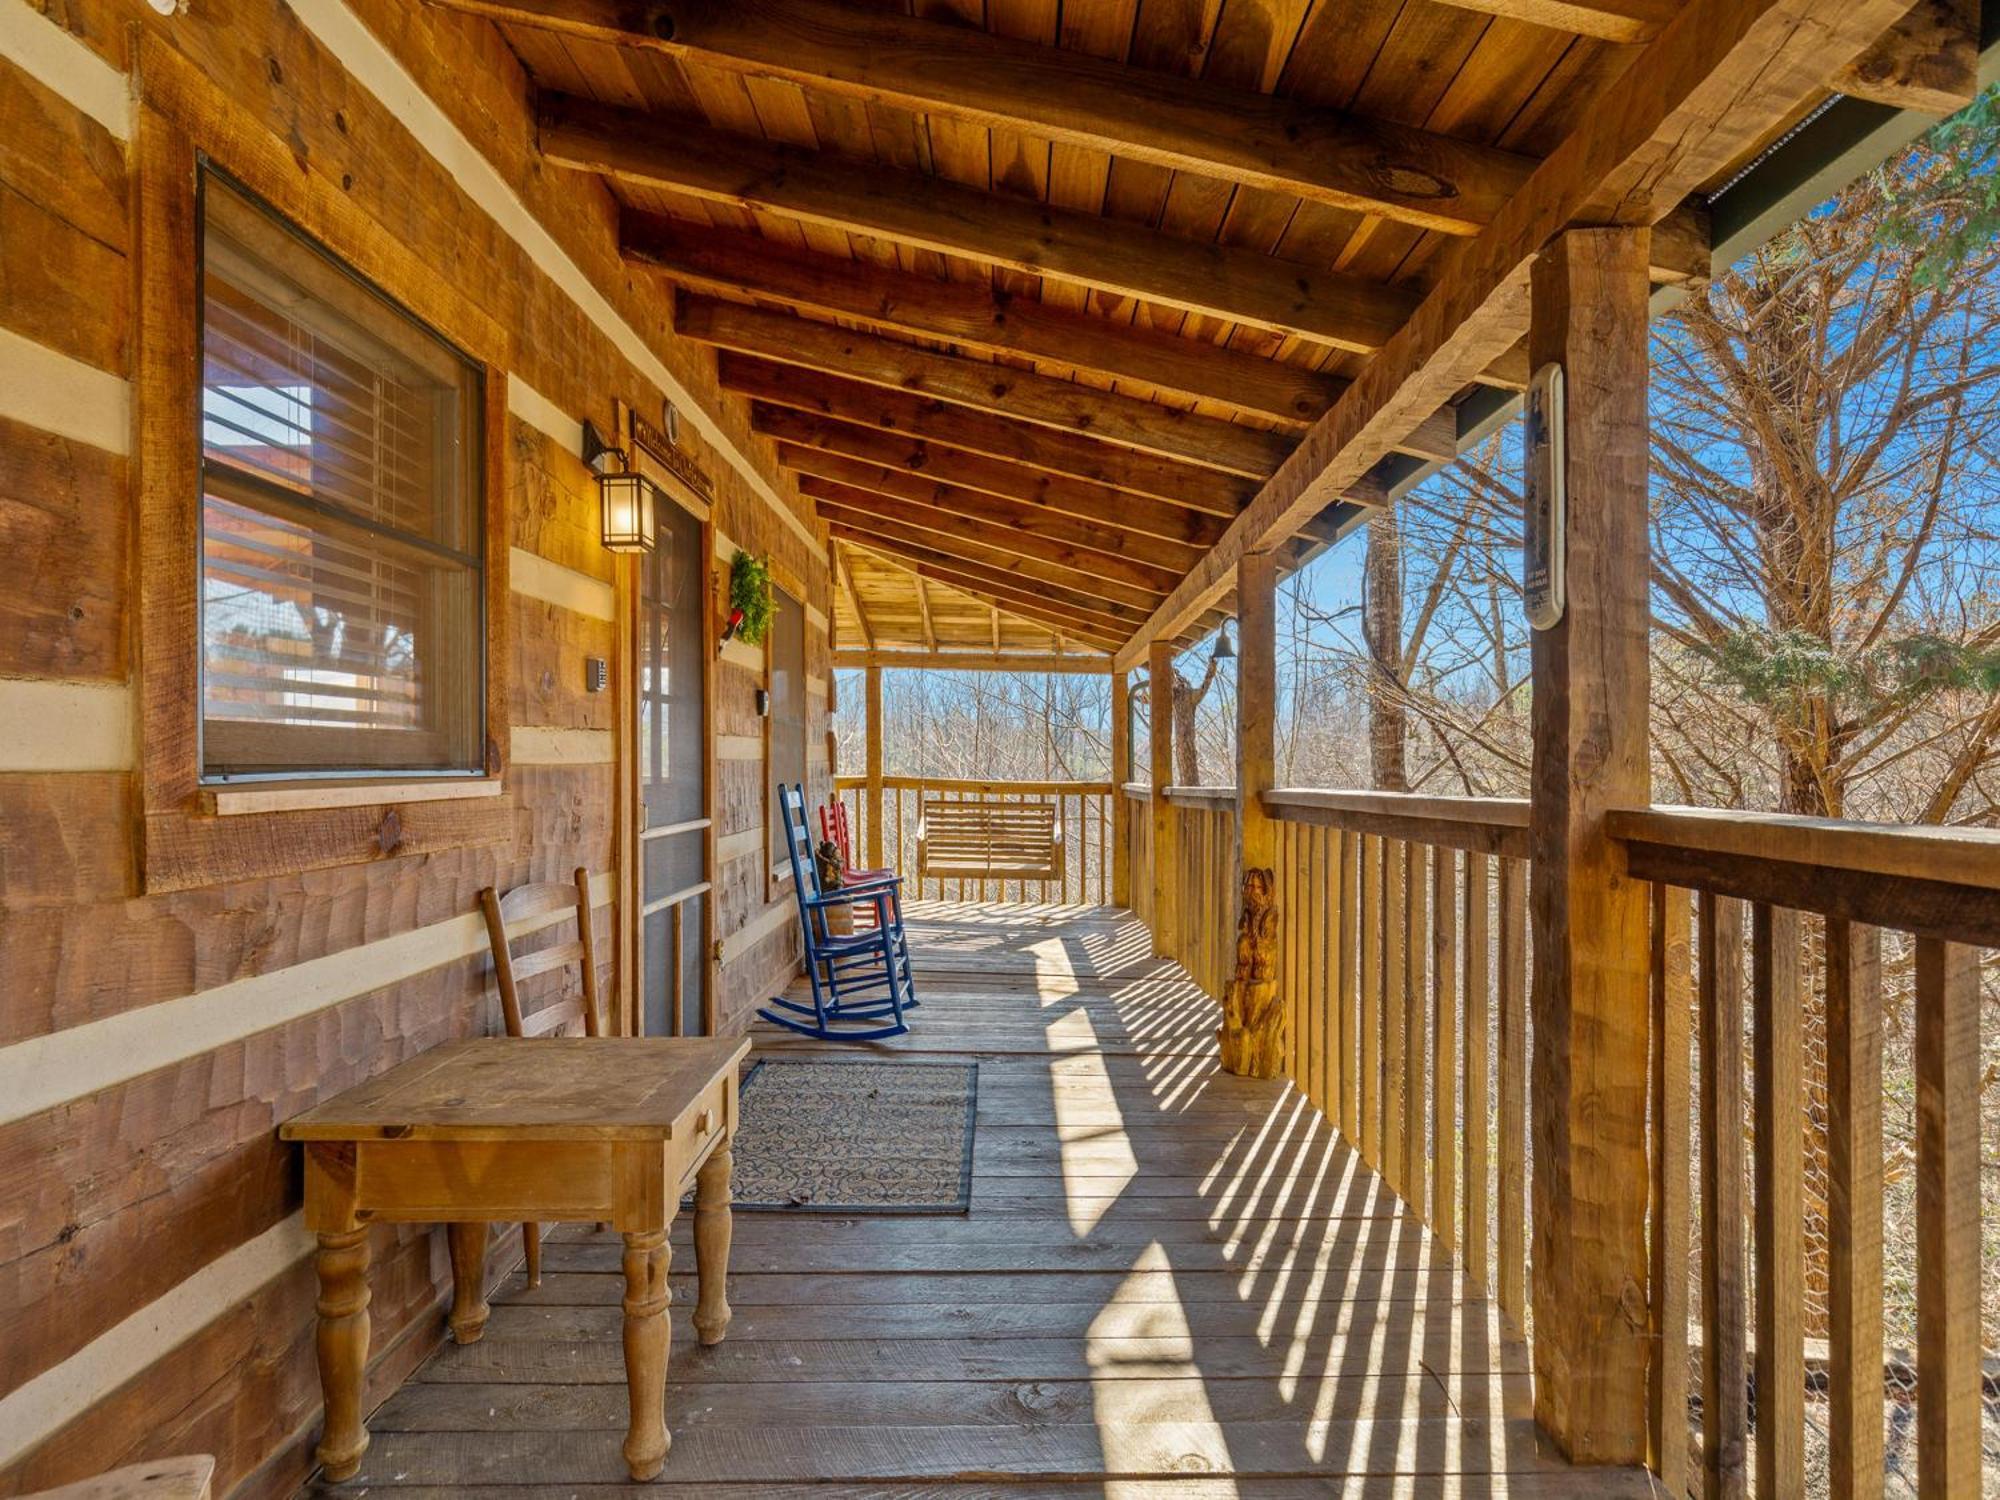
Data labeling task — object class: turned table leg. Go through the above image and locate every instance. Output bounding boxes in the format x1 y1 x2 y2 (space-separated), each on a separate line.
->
314 1227 372 1481
692 1142 734 1346
620 1227 671 1480
446 1223 490 1344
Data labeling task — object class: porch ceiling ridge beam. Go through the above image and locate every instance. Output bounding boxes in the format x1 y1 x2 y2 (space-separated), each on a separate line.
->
815 499 1167 612
439 0 1534 236
832 536 1129 650
625 211 1359 425
823 522 1142 634
1430 0 1978 114
675 294 1294 478
1111 0 1928 672
720 355 1260 514
777 447 1206 575
536 93 1420 354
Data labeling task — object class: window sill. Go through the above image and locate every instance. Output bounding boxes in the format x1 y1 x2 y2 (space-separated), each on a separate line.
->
200 776 504 817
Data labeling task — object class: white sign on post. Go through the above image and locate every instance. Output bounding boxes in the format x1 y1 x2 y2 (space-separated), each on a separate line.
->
1523 361 1566 632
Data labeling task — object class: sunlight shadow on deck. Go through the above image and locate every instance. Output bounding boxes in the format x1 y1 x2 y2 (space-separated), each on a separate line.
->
1047 1006 1137 1234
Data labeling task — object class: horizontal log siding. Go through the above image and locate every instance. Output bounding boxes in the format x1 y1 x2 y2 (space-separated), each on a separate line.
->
0 1 828 1495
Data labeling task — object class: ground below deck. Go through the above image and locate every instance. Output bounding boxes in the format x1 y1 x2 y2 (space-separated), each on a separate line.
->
305 902 1650 1497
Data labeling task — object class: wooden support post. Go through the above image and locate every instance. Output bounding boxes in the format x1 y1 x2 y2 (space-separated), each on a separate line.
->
864 664 884 868
1220 550 1282 1077
1526 226 1653 1465
1147 641 1178 960
1111 670 1132 908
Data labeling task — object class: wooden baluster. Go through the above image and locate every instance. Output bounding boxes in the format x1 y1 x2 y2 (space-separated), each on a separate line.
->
1496 855 1526 1331
1382 837 1407 1194
1431 845 1457 1255
1338 830 1358 1145
1648 883 1692 1496
1751 903 1804 1497
1698 891 1748 1500
1915 936 1980 1498
1295 824 1313 1104
1312 828 1328 1120
1296 828 1312 1096
1462 851 1489 1289
1825 918 1883 1500
1359 833 1381 1170
1404 840 1428 1225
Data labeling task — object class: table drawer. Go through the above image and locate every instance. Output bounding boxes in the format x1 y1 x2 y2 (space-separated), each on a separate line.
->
671 1069 736 1183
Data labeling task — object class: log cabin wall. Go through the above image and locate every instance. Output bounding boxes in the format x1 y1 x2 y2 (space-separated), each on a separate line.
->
0 0 827 1493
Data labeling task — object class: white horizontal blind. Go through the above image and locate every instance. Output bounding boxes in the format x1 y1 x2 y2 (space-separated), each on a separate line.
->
198 172 484 778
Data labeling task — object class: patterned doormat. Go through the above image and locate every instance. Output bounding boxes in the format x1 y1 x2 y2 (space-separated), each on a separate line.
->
723 1058 978 1214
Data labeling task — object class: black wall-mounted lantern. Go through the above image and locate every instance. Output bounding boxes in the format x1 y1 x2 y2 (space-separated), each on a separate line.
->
583 418 658 555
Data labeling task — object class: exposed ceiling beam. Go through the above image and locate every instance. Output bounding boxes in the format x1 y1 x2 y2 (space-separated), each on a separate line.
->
720 355 1259 513
915 573 937 651
777 447 1206 576
442 0 1541 236
755 406 1386 550
833 536 1130 650
1430 0 1976 113
834 649 1111 673
760 416 1230 547
834 541 873 650
1114 0 1929 672
677 295 1294 477
541 94 1421 354
626 212 1360 423
799 477 1180 599
816 496 1168 610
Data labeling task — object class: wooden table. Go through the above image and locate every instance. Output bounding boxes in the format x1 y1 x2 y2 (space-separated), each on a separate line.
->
281 1036 750 1483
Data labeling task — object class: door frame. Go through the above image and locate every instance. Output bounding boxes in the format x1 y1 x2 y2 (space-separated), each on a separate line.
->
614 400 717 1037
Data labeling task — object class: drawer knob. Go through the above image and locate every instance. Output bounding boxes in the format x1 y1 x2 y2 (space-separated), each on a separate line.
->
695 1108 714 1136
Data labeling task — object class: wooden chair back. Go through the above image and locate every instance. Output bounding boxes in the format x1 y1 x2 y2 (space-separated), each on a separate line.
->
917 798 1064 883
478 868 602 1039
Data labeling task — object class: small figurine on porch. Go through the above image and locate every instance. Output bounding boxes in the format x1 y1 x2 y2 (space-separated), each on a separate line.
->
1218 867 1285 1079
814 839 854 936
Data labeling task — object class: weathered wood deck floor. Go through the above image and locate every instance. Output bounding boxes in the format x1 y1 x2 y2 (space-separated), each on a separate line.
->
308 903 1651 1497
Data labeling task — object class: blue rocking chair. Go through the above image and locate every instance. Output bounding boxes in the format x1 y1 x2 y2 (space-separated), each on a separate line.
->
758 783 918 1041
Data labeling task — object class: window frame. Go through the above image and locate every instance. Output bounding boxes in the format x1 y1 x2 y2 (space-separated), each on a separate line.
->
134 101 514 894
193 162 491 788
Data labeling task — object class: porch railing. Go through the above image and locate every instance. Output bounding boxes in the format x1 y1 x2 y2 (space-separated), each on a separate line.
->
1124 783 2000 1499
831 775 1115 905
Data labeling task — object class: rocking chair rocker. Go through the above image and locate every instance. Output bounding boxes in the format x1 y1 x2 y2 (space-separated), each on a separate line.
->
758 784 918 1041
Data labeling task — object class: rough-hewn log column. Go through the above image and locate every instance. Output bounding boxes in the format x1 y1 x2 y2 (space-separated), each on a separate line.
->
865 664 884 869
1527 226 1653 1464
1111 670 1132 909
1147 641 1178 960
1220 550 1283 1078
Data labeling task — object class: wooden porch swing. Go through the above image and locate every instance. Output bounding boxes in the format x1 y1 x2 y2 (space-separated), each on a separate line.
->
916 797 1065 886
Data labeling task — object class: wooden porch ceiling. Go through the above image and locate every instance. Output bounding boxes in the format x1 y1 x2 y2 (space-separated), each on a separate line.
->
436 0 1971 664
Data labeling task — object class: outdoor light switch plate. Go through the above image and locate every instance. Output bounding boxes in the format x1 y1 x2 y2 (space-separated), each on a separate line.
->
585 657 608 693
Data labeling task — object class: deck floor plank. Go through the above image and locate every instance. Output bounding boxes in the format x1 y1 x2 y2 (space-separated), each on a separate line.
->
304 903 1651 1496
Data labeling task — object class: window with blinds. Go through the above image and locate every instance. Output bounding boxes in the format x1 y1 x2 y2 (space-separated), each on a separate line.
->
198 170 485 781
768 587 807 871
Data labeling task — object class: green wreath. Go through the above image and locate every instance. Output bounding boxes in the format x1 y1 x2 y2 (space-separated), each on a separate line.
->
729 549 775 647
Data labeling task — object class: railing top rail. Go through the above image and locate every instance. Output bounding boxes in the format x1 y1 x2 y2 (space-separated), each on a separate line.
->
1163 785 1239 809
1608 804 2000 892
1263 787 1530 859
833 774 1113 795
